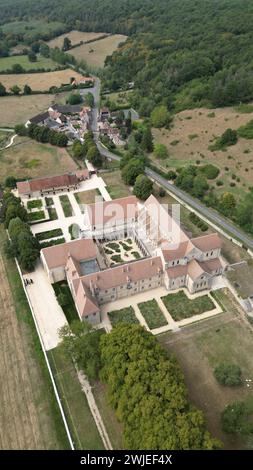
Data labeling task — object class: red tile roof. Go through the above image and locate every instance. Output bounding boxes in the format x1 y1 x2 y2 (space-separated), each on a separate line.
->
192 233 221 252
17 173 78 194
81 256 163 291
86 196 138 227
41 239 97 270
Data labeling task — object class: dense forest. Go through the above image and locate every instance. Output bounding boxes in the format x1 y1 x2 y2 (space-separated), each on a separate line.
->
1 0 253 112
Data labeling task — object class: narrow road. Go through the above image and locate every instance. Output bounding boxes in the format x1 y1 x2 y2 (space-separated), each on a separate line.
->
1 133 17 150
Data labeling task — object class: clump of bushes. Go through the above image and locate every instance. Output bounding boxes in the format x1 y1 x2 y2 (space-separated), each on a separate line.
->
214 363 242 387
189 212 208 232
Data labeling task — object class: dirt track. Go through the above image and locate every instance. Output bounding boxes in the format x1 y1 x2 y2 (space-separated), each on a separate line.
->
0 252 62 449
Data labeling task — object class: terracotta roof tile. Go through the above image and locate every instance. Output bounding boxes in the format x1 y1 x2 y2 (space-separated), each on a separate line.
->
41 239 97 270
192 233 221 252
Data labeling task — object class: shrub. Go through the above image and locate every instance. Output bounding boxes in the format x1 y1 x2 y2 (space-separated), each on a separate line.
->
214 363 242 386
199 164 220 179
221 401 249 434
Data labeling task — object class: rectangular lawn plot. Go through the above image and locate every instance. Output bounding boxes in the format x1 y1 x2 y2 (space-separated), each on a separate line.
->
59 195 73 217
138 299 168 329
108 306 139 327
161 290 215 321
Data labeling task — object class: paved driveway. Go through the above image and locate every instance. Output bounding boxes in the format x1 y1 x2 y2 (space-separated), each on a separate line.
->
24 261 67 350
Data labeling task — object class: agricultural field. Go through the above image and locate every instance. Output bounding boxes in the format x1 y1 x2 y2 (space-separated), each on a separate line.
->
68 34 127 68
0 69 83 92
0 227 68 449
0 137 78 183
48 30 108 49
152 105 253 199
0 54 58 72
0 94 55 127
159 292 253 449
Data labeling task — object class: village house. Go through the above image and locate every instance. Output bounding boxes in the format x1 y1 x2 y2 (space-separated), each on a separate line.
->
41 195 223 325
71 76 95 87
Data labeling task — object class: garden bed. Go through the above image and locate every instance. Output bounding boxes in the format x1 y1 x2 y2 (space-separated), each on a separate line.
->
59 195 73 217
138 299 168 329
161 290 215 321
108 306 139 327
36 228 63 241
27 199 43 210
28 210 46 222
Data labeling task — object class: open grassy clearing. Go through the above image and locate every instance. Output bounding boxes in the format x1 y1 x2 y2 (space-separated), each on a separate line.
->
74 189 101 211
0 69 83 92
161 290 215 321
47 345 104 450
92 381 124 449
0 94 58 127
226 260 253 299
138 299 168 329
152 105 253 199
158 288 253 450
101 170 132 199
48 30 108 49
0 226 69 449
108 306 139 327
68 35 127 68
102 90 133 108
0 137 78 183
0 54 58 72
1 20 65 37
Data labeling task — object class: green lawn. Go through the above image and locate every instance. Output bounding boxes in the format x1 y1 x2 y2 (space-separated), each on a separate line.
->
138 299 168 329
92 381 124 449
28 210 46 222
108 306 139 327
59 195 73 217
47 345 104 450
52 282 79 324
101 170 132 199
2 20 65 35
0 54 58 72
27 199 43 210
161 290 215 321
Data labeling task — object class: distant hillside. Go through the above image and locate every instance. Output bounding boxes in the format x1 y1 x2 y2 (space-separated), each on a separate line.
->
1 1 253 114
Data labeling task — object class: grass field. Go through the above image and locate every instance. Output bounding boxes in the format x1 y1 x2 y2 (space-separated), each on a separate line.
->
47 345 104 450
159 289 253 449
48 30 108 49
92 381 124 449
161 291 215 321
152 105 253 199
2 20 65 36
102 90 133 108
0 130 10 148
74 189 102 212
101 170 132 199
68 35 127 69
0 226 69 449
138 299 168 329
0 69 83 92
0 94 58 127
0 54 58 72
0 137 78 183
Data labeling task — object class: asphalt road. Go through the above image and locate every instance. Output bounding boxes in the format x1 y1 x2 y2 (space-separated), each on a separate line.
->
87 76 253 250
